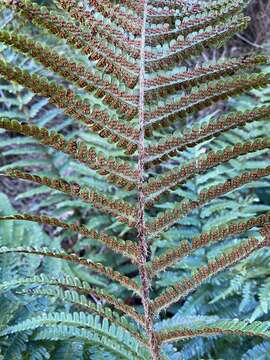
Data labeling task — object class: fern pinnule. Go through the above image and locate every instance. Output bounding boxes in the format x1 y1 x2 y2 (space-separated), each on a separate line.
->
148 212 270 277
4 169 137 223
145 73 270 129
4 0 139 85
0 275 145 325
0 213 140 259
145 16 250 70
0 118 137 189
145 106 270 167
0 30 138 118
0 312 148 360
17 287 148 345
0 246 140 293
147 167 270 236
156 319 270 344
56 0 141 58
152 228 270 313
0 60 139 153
144 137 270 205
144 54 267 100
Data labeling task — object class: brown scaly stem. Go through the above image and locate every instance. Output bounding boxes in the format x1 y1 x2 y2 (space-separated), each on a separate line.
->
137 1 160 359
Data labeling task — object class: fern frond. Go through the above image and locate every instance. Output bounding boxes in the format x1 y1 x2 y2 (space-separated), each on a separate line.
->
147 0 247 21
5 0 139 86
55 0 141 58
0 247 140 293
0 60 139 153
147 167 270 236
146 0 247 45
144 137 270 204
152 228 270 313
0 274 144 326
145 73 270 130
144 54 267 101
0 118 137 189
0 30 138 119
4 169 137 223
17 287 147 345
145 106 270 167
0 312 149 360
0 213 139 260
147 212 270 277
0 275 144 325
35 325 148 360
156 319 270 344
87 0 142 37
1 0 269 357
145 16 249 71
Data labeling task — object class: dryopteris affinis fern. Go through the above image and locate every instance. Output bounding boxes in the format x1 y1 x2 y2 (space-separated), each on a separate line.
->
0 0 270 359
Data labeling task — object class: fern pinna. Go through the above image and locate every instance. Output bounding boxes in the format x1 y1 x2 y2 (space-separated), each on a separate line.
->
0 0 270 359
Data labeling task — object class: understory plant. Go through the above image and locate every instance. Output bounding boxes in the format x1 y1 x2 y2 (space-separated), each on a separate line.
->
0 0 270 359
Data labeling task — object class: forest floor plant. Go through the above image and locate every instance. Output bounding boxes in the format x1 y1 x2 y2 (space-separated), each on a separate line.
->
0 0 270 359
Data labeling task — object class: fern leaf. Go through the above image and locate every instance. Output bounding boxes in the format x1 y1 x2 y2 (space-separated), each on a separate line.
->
0 247 140 293
145 16 249 71
87 0 142 37
152 227 270 313
145 106 270 167
0 60 139 153
17 286 147 346
0 275 144 325
0 30 138 119
145 73 270 130
0 213 139 260
0 312 149 360
144 138 270 206
146 0 248 45
147 167 270 236
55 0 141 59
5 0 139 86
0 118 137 189
145 54 267 101
144 137 270 204
155 319 270 344
34 325 148 360
147 212 270 277
4 169 137 224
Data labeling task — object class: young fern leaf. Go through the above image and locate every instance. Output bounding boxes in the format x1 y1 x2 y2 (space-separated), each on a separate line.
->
1 0 270 358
